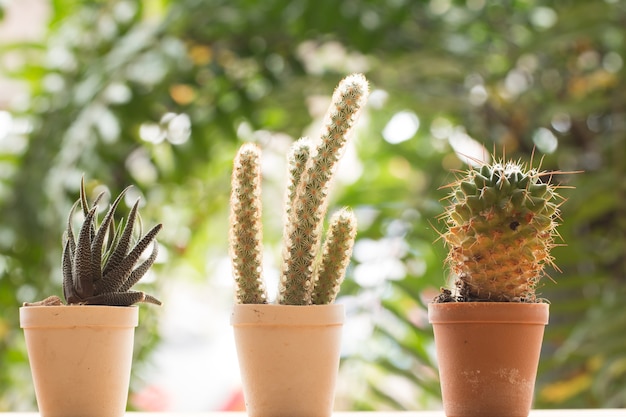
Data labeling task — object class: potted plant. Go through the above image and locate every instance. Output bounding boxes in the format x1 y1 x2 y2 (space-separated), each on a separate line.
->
429 158 568 417
20 178 162 417
229 73 368 417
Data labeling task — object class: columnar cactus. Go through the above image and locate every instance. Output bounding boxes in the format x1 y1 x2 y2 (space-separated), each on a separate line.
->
438 159 564 303
278 73 368 305
228 73 368 305
229 143 267 304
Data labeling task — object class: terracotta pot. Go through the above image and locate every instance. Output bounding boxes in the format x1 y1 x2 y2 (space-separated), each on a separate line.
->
20 305 138 417
231 303 344 417
428 302 549 417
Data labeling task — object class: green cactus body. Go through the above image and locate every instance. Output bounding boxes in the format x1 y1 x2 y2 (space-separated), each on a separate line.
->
311 208 357 305
229 143 267 304
279 73 369 305
443 161 561 302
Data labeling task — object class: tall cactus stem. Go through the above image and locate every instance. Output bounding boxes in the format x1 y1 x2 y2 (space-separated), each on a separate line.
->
229 143 267 304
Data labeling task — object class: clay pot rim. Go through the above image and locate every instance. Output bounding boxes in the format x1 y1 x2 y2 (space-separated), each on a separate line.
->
428 301 549 325
231 303 344 326
19 304 139 328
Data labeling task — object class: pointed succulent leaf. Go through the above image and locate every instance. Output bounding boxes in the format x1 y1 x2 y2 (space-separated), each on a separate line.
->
62 239 77 304
118 239 159 293
142 293 162 305
65 200 80 258
135 210 145 238
79 177 105 241
80 176 89 215
102 200 139 277
102 218 124 268
78 177 105 216
91 186 131 283
73 206 98 299
99 223 162 294
83 291 155 306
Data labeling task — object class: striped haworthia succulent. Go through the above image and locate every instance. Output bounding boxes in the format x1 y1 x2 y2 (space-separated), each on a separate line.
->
24 178 162 307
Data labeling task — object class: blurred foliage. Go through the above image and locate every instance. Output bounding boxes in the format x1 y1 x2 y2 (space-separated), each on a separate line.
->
0 0 625 411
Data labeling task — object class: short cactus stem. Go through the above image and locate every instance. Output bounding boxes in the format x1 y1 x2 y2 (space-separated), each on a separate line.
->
279 74 369 305
311 208 357 305
229 143 267 304
439 159 565 303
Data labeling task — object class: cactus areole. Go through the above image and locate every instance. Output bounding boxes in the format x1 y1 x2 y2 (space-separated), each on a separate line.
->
437 160 563 303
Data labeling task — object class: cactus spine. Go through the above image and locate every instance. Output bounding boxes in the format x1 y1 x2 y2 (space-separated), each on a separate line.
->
440 159 563 302
228 74 368 305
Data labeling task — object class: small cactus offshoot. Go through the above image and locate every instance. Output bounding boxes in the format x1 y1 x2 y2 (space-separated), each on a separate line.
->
24 178 162 307
229 73 368 305
311 208 358 305
437 159 565 303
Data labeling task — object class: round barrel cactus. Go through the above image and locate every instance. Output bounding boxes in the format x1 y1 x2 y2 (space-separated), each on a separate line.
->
440 160 563 302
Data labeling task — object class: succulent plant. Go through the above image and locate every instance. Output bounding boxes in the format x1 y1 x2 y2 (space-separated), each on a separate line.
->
24 178 162 307
436 159 564 303
229 73 368 305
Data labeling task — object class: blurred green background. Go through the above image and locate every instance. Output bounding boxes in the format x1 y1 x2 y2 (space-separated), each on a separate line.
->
0 0 624 411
